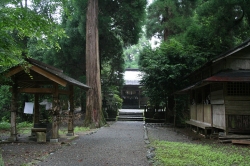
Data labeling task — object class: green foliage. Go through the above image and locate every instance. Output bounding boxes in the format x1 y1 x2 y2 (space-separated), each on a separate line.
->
74 126 90 133
146 0 198 40
124 35 150 69
141 0 250 124
0 1 66 68
185 0 250 59
35 1 147 118
0 120 32 131
102 85 123 110
0 153 4 166
99 0 147 46
0 85 11 121
59 126 90 135
0 121 10 130
139 39 201 105
17 121 33 129
153 140 250 166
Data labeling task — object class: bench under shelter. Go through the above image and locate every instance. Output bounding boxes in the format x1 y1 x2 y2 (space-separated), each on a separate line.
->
2 58 90 142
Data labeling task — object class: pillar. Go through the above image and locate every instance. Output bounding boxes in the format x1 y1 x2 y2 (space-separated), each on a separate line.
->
9 81 18 141
33 94 40 126
50 84 60 142
67 85 74 136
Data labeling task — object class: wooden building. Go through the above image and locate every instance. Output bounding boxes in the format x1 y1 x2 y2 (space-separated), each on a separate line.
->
121 69 147 109
2 58 89 142
177 39 250 136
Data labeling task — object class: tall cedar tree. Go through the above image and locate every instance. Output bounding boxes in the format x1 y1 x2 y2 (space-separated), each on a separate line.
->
85 0 105 127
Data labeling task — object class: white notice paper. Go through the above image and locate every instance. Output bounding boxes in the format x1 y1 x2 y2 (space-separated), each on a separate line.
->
39 99 52 110
24 102 34 114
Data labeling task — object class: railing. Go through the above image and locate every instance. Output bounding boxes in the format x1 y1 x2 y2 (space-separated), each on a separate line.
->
144 105 166 123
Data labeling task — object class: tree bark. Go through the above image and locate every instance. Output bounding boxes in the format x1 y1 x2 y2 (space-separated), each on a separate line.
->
84 0 105 128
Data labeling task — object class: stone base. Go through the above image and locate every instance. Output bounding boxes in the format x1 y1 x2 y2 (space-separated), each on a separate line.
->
50 138 59 143
36 132 46 142
66 133 74 136
8 135 17 142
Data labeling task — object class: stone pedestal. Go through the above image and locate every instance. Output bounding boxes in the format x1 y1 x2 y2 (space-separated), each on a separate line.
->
50 138 59 143
66 132 74 136
36 132 46 142
8 135 17 142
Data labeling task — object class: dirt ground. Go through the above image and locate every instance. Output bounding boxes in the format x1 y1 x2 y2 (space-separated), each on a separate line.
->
145 123 217 146
1 123 249 166
0 128 96 166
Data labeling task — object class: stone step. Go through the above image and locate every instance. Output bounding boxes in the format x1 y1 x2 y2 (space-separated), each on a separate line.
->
119 112 143 116
119 114 144 117
118 112 144 121
117 110 144 121
117 116 144 121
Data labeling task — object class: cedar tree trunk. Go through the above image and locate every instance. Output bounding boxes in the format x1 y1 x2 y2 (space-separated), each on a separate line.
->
84 0 105 128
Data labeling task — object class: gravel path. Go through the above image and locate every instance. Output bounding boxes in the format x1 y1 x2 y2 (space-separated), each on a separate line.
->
1 122 208 166
37 121 149 166
146 124 193 143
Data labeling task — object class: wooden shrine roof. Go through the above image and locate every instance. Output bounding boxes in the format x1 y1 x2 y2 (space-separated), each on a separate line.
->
3 58 90 90
175 70 250 94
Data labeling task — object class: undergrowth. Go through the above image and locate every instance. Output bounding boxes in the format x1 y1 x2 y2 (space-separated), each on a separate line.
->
0 121 32 131
153 140 250 166
59 126 90 135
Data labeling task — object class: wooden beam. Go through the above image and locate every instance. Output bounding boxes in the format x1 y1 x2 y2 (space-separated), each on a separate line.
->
30 65 67 87
18 88 53 94
232 139 250 145
19 88 70 95
58 89 70 95
6 66 24 77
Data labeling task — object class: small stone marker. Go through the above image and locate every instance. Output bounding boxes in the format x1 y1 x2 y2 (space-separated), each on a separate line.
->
36 132 46 142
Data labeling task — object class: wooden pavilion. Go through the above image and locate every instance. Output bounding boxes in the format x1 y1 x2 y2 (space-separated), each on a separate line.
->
176 39 250 137
2 58 90 142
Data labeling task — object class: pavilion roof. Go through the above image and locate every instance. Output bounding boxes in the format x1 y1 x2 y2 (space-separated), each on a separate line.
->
3 58 90 90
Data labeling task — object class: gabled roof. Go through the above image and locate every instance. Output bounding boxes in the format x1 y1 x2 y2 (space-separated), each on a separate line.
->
204 70 250 82
175 70 250 94
187 38 250 78
4 58 90 90
124 69 142 85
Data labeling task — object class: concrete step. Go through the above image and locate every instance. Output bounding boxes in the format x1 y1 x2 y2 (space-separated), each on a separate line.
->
118 112 144 121
118 114 143 117
117 116 144 121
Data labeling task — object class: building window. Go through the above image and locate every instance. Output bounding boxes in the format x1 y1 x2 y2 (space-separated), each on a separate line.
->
227 82 250 96
123 90 136 95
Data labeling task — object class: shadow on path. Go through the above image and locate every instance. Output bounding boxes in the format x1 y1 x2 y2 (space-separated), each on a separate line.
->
38 121 149 166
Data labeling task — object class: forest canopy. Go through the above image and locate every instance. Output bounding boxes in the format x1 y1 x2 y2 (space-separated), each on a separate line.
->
140 0 250 107
0 0 147 124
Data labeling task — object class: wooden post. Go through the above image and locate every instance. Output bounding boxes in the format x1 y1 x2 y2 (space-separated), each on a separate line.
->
51 84 60 142
138 90 141 109
9 81 18 141
202 87 204 123
67 85 74 136
33 94 40 126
